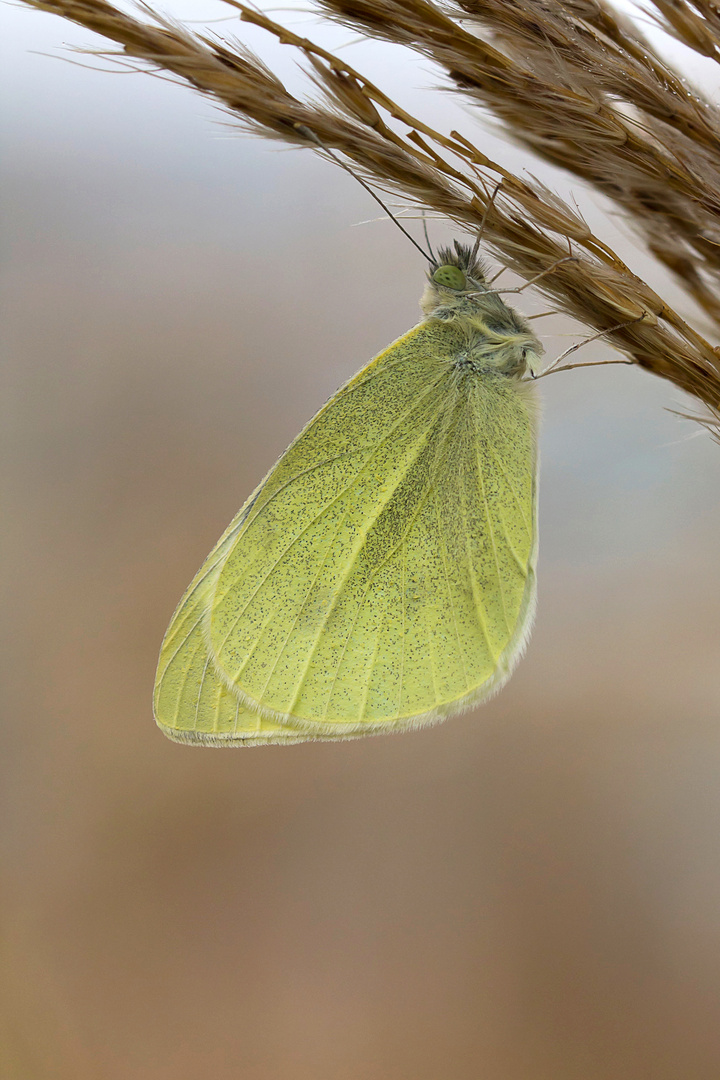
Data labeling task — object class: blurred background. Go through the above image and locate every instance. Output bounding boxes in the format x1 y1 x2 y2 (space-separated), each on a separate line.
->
3 2 720 1077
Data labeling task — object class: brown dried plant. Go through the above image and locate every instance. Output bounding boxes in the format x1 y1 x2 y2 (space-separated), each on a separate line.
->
16 0 720 427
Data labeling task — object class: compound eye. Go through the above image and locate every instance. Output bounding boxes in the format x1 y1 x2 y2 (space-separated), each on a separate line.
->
432 264 466 290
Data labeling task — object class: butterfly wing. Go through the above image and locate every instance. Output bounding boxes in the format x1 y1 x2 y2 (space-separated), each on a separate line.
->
164 319 537 739
154 524 369 744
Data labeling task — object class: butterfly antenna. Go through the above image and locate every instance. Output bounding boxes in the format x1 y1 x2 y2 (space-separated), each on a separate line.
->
470 181 502 266
483 255 579 297
532 314 647 380
294 124 434 264
421 211 437 265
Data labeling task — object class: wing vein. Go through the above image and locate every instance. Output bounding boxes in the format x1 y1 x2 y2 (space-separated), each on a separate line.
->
212 680 224 734
287 420 446 724
358 601 386 722
423 575 440 708
495 505 529 575
472 411 510 632
211 370 449 648
194 652 213 733
158 613 207 729
398 543 406 717
281 411 443 719
256 501 353 709
486 441 532 538
459 437 497 663
434 491 470 694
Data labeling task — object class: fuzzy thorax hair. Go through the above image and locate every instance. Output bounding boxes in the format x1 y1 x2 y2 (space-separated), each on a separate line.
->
421 242 545 378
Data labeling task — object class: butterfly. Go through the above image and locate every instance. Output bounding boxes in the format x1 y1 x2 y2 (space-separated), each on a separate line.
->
154 241 542 745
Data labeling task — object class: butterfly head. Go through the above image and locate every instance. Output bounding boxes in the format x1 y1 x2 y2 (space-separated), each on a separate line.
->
426 241 486 295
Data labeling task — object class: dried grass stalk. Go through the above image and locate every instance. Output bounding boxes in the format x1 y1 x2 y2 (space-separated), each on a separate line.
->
16 0 720 418
318 0 720 326
650 0 720 62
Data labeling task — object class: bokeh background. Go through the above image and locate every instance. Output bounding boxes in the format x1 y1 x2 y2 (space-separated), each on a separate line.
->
3 3 720 1077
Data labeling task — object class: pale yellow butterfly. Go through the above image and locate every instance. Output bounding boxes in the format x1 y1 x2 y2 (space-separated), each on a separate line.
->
154 242 543 745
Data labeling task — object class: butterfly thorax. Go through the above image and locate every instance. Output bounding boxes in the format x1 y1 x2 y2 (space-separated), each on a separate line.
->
421 243 544 378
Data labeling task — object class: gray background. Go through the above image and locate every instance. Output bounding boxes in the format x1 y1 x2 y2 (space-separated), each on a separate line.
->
3 3 720 1077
